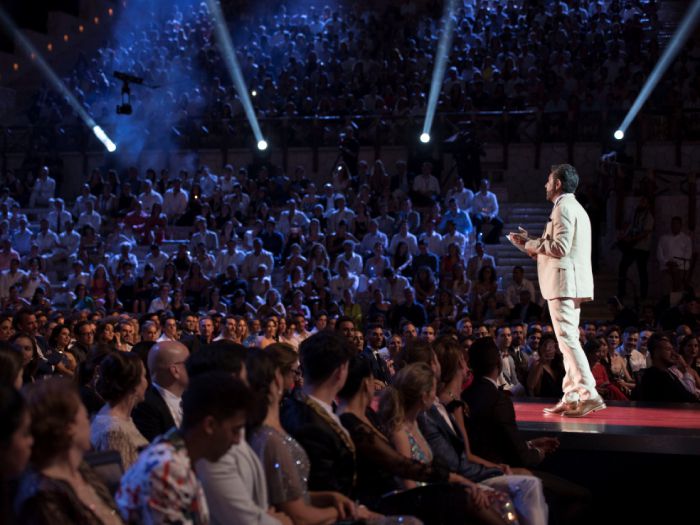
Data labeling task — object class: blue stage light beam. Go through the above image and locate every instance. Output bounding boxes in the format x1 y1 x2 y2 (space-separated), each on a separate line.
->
421 0 458 142
206 0 267 149
0 7 117 153
616 0 700 138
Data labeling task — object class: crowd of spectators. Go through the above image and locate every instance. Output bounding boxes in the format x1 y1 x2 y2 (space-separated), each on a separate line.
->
20 0 700 149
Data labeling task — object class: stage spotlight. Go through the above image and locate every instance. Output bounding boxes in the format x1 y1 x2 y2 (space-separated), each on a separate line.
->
206 0 266 150
615 0 700 139
421 0 458 150
92 126 117 152
0 7 117 153
420 133 431 144
614 130 624 141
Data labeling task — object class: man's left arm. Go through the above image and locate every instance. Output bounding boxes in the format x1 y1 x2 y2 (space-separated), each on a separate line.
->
524 204 574 259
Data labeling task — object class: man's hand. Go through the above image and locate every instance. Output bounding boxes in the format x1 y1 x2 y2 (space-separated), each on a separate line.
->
268 507 293 525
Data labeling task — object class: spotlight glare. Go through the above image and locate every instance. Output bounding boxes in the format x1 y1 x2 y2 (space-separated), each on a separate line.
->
614 130 624 141
251 90 257 97
92 125 117 152
420 132 431 143
615 0 700 140
257 139 268 151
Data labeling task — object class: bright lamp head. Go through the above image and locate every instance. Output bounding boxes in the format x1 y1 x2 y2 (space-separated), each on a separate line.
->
419 132 431 144
257 139 268 151
614 129 624 140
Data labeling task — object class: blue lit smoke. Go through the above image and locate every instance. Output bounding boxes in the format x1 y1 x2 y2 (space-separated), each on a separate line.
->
617 0 700 137
77 0 210 165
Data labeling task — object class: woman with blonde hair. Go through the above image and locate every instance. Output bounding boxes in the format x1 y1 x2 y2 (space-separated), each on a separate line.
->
378 363 518 525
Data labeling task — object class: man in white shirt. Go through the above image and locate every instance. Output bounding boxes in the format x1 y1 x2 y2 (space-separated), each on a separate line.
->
109 242 139 276
72 184 97 216
218 164 237 194
34 219 59 259
157 316 180 342
162 178 189 221
149 284 172 313
55 221 81 263
138 179 164 213
278 199 310 238
411 161 440 205
447 177 474 211
198 166 219 198
470 178 503 244
505 266 537 309
143 244 170 276
441 220 468 258
389 220 419 256
466 241 496 280
333 240 363 275
241 238 274 279
29 166 56 207
360 220 388 256
657 216 693 293
190 216 219 252
46 198 72 234
326 195 356 232
329 261 359 302
214 238 247 276
11 217 33 256
419 220 444 256
77 200 102 231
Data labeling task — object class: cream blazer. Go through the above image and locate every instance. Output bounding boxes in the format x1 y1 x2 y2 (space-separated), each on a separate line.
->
524 193 594 301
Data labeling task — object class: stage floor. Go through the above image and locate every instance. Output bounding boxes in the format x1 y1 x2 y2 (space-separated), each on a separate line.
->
513 399 700 455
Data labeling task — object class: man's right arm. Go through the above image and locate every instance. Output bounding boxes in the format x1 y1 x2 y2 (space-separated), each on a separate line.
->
197 455 283 525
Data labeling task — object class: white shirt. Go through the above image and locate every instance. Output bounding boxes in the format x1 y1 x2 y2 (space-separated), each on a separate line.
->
138 190 164 213
46 210 72 233
152 382 183 427
329 273 359 301
505 278 537 309
143 252 170 276
413 174 440 194
162 188 189 217
214 248 248 275
308 394 351 442
471 191 500 218
657 232 693 267
77 210 102 231
389 232 419 256
333 252 363 276
149 297 171 313
360 231 388 253
35 230 59 254
31 176 56 203
448 188 475 211
419 230 444 256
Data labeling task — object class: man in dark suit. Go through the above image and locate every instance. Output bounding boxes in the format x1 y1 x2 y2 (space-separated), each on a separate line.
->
462 337 558 467
133 341 190 442
362 323 392 385
636 333 699 403
281 331 357 496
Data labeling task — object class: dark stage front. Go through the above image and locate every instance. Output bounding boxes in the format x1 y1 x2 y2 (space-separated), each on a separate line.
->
513 400 700 523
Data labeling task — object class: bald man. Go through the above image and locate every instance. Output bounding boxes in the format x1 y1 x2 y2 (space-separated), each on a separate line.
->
133 341 190 442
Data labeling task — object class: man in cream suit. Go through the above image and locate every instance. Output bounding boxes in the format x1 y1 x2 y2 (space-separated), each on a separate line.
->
512 164 605 417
